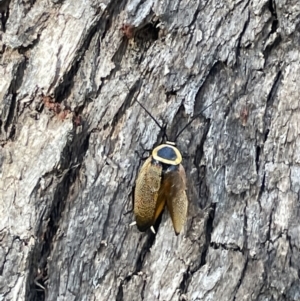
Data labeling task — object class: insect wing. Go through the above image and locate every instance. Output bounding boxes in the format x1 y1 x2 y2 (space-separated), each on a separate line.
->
164 164 188 235
134 157 165 231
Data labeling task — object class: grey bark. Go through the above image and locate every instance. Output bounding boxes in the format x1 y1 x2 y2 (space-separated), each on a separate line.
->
0 0 300 300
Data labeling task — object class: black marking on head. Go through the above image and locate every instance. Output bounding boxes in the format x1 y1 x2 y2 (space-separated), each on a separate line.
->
157 146 178 161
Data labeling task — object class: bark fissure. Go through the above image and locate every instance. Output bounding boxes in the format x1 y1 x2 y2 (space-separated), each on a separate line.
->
28 170 76 301
268 0 278 33
232 256 249 301
3 58 26 139
179 204 215 298
235 7 250 64
0 0 9 31
194 120 211 172
25 128 89 300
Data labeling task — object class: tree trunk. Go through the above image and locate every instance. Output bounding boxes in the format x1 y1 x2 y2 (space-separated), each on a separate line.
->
1 0 299 300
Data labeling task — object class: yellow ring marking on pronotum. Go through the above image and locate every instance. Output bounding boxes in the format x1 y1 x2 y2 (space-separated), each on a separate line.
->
152 144 182 165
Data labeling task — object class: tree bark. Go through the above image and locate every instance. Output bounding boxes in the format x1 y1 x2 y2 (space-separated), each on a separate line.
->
1 0 300 300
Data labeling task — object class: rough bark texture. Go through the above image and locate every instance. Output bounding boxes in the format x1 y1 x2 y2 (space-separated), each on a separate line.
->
1 0 300 300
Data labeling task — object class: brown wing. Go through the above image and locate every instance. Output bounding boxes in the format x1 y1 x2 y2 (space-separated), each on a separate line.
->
163 164 188 235
134 157 165 232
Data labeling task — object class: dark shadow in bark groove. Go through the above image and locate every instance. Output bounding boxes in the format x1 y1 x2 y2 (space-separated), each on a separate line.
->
111 79 142 130
0 0 9 31
179 203 216 295
3 59 26 139
115 229 158 301
264 35 282 61
136 230 158 272
255 146 261 175
194 120 210 169
268 0 278 31
27 167 82 301
235 9 250 64
167 103 188 142
25 130 90 301
263 70 282 142
195 61 231 116
135 21 159 46
233 256 249 301
116 282 124 301
53 0 128 104
179 266 191 296
266 71 281 107
201 202 215 266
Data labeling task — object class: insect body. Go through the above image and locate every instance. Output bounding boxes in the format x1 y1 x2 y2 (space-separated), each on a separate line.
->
132 95 219 235
134 142 187 235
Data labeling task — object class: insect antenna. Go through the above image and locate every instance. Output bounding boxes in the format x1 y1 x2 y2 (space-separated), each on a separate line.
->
135 97 169 141
122 77 169 141
174 96 221 141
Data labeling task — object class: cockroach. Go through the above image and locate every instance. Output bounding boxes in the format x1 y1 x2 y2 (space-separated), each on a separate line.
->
132 93 219 235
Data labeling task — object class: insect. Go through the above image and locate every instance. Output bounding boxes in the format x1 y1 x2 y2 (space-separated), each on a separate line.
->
240 105 249 126
132 95 219 235
120 23 135 39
